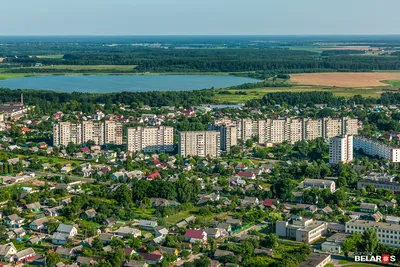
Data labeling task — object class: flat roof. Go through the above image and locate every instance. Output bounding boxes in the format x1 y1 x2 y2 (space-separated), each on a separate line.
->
347 220 400 231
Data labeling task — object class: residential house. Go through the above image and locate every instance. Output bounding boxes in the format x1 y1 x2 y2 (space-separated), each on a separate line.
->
5 214 24 228
99 233 114 244
241 197 260 207
52 224 78 245
82 209 97 220
205 228 222 239
0 243 17 262
159 247 179 257
29 217 48 231
214 249 234 259
15 248 36 264
138 220 158 231
184 229 207 244
114 226 141 238
44 206 63 217
103 217 116 227
124 260 148 267
139 250 163 265
263 199 279 210
13 228 26 238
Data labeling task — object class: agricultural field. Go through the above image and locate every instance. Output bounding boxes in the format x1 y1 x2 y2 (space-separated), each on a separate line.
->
35 54 64 59
290 72 400 87
212 86 390 103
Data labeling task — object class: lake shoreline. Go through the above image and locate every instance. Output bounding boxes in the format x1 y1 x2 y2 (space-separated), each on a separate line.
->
0 74 260 93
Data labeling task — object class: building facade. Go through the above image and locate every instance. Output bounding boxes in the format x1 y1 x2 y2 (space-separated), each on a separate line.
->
178 131 220 158
346 220 400 248
53 120 123 146
354 136 400 162
126 126 174 153
209 122 237 151
329 135 354 164
236 117 358 145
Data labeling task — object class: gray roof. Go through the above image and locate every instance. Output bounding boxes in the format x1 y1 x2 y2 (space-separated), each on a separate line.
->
56 224 75 234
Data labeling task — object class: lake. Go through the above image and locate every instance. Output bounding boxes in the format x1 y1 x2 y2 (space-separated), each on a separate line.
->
0 75 258 93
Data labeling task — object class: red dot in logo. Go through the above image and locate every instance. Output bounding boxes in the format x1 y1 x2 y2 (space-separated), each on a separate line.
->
382 254 390 264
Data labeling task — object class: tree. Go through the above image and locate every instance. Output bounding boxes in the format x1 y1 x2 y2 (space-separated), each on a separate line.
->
360 229 379 254
245 139 253 148
92 236 103 251
263 233 279 249
230 146 241 155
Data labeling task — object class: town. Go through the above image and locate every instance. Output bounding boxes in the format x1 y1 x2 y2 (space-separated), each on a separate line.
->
0 89 399 267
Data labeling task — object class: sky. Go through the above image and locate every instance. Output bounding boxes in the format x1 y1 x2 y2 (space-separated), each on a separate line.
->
3 0 400 35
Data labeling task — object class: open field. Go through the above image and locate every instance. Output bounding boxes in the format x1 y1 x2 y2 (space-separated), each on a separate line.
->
212 85 392 103
35 54 64 59
291 72 400 87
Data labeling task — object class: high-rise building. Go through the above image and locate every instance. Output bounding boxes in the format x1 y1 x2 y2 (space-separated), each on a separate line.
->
236 117 358 145
82 121 103 145
127 126 174 153
329 135 354 164
53 120 122 147
104 120 123 145
53 122 81 146
209 122 237 151
178 131 220 158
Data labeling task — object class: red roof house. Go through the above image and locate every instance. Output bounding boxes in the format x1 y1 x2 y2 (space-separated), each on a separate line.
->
147 171 161 180
184 229 207 243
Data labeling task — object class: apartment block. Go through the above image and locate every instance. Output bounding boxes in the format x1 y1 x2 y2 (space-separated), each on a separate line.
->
303 179 336 192
126 126 174 153
53 120 123 147
104 120 123 145
53 122 81 147
237 117 358 145
276 217 328 243
346 220 400 248
82 121 103 145
354 136 400 162
329 135 353 164
178 131 220 158
209 123 237 151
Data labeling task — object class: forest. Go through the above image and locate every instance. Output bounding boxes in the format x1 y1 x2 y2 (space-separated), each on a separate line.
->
2 47 400 74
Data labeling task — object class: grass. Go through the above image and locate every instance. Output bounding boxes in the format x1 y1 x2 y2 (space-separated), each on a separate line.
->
382 80 400 86
212 85 387 103
0 73 39 80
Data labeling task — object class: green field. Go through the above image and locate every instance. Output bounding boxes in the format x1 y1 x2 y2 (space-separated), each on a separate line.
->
382 80 400 86
212 85 389 103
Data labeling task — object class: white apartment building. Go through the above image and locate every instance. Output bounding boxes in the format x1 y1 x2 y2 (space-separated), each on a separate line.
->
329 135 353 164
53 120 123 147
178 131 220 158
276 217 328 244
346 220 400 248
236 117 358 145
354 136 400 162
303 179 336 192
126 126 174 153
